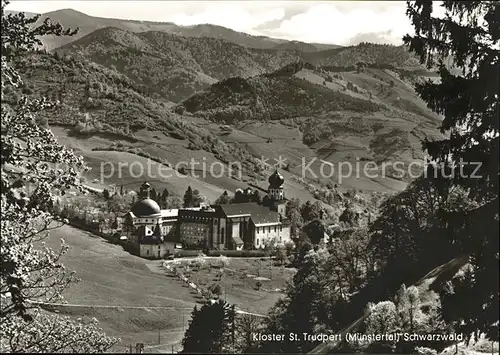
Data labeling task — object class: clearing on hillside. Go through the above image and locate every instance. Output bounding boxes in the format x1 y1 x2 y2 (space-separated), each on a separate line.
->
44 225 198 352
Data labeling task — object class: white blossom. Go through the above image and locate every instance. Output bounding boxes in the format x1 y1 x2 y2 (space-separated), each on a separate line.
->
1 1 119 351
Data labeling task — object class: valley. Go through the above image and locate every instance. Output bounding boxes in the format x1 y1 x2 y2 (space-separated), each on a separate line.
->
43 224 293 353
5 33 449 238
28 34 448 348
14 38 444 200
5 3 496 354
42 224 196 353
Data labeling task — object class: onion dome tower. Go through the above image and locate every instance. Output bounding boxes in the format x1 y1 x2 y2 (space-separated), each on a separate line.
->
268 170 286 216
131 182 161 217
268 169 285 201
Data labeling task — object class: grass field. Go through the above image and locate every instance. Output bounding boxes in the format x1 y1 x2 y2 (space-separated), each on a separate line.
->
49 81 441 217
43 225 295 353
82 150 228 203
170 257 296 315
51 125 342 208
214 120 409 193
44 224 199 353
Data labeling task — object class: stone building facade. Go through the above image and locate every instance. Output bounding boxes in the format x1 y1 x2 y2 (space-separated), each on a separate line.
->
124 170 292 259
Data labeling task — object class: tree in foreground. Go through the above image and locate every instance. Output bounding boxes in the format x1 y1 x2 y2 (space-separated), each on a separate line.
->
404 0 499 343
234 314 263 353
0 1 118 351
181 300 236 354
260 248 334 354
364 301 399 353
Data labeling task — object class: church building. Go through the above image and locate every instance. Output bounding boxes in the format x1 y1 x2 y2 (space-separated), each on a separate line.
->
124 170 292 259
217 169 291 249
124 182 179 258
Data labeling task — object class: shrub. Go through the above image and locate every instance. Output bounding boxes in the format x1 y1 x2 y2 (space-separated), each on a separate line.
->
414 347 438 355
208 283 222 298
73 122 86 132
174 250 203 258
206 250 270 257
275 247 288 265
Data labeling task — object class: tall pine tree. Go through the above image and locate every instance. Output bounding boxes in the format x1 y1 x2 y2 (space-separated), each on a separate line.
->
183 185 194 207
404 0 499 342
161 188 169 201
181 300 236 354
150 187 157 201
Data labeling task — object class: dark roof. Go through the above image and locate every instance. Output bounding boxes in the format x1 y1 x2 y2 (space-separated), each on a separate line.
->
164 231 179 243
131 198 161 217
137 225 163 245
219 202 280 225
136 226 149 237
232 235 244 245
268 169 284 188
219 203 254 217
153 222 162 237
140 236 163 245
251 209 280 225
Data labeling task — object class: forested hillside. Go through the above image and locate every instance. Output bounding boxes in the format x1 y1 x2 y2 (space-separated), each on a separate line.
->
55 27 304 101
7 51 262 173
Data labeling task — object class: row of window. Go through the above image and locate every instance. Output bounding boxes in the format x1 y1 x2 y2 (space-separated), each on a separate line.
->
137 219 176 224
256 236 282 246
138 219 158 223
256 225 282 233
183 216 211 222
145 245 162 255
138 225 171 233
181 226 206 233
137 219 282 233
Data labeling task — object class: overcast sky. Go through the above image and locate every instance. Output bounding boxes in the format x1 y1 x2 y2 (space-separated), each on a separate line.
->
5 1 446 46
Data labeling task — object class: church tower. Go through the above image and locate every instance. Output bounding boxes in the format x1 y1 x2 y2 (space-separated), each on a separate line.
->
268 170 286 216
139 182 151 199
